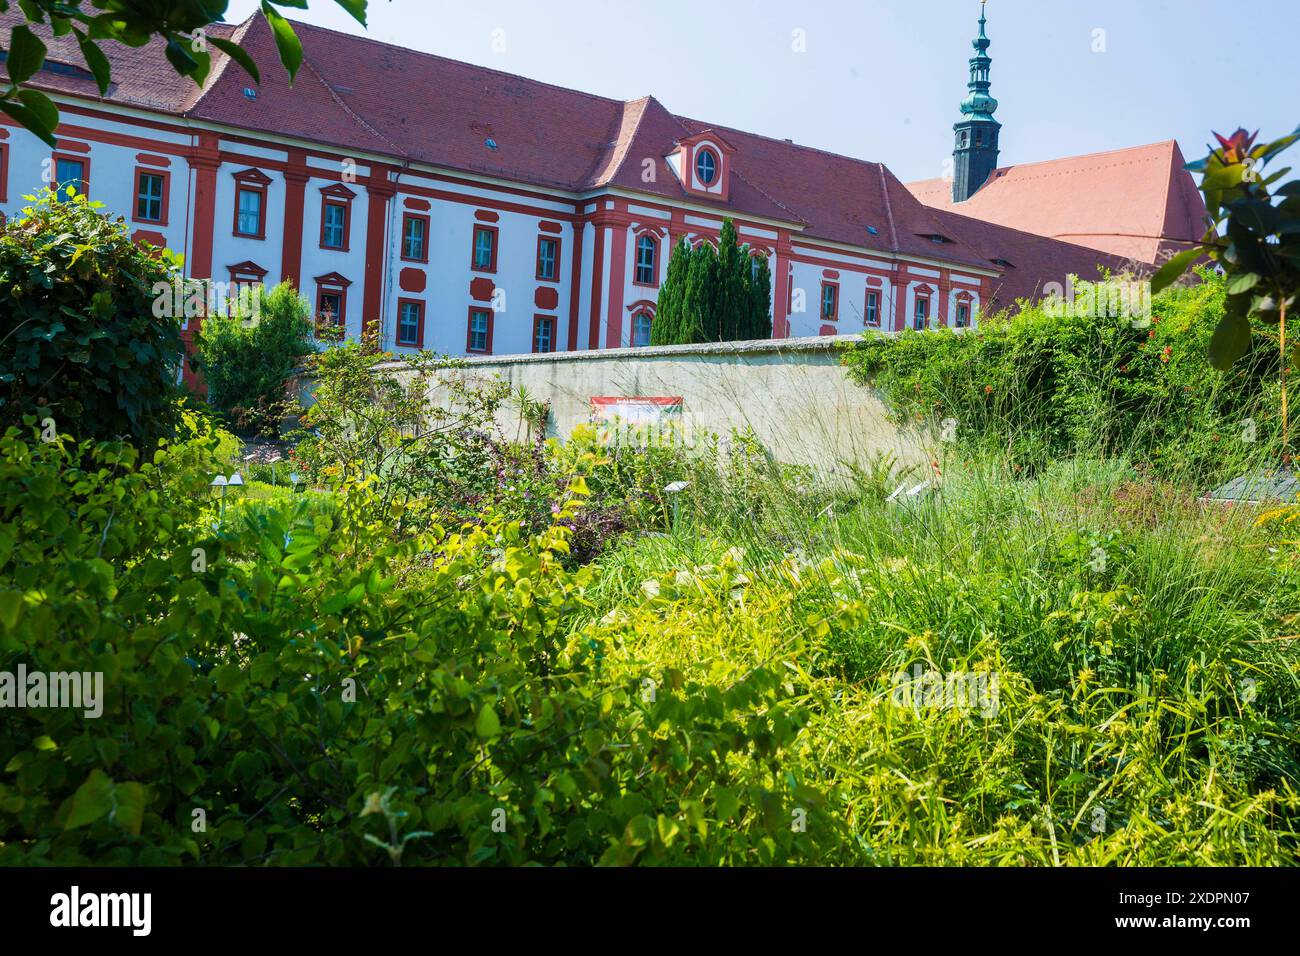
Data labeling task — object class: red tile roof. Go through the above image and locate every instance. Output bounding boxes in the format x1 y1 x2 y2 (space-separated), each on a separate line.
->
907 141 1206 264
2 9 1145 309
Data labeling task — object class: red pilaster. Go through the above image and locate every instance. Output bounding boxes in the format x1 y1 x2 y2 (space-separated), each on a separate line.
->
587 224 606 350
362 163 398 341
937 268 951 328
892 264 906 331
187 131 221 281
604 222 628 349
280 147 310 289
181 131 221 394
773 231 793 338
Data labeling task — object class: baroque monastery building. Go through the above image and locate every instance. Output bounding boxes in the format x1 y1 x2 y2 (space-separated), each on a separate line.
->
0 6 1201 372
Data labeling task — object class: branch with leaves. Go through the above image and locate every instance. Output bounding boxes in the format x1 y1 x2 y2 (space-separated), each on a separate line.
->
1152 126 1300 371
0 0 369 146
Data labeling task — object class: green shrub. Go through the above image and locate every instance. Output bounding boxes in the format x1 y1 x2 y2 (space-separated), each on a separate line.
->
195 282 315 437
0 190 184 448
0 428 834 865
841 271 1279 484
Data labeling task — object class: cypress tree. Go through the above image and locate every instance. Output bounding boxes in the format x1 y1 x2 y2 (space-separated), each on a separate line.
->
651 238 692 345
715 218 745 341
680 241 714 343
651 222 772 344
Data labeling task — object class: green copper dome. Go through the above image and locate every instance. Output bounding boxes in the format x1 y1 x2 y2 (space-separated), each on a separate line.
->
959 4 998 121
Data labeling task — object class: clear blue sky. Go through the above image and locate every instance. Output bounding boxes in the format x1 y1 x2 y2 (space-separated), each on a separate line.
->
226 0 1299 183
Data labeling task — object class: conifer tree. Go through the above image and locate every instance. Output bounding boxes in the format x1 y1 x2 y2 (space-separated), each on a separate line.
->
716 219 748 341
746 253 773 339
651 218 773 344
680 241 715 343
650 238 692 345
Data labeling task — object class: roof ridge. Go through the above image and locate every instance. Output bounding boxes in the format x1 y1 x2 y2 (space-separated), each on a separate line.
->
878 163 900 250
905 140 1180 190
298 53 404 156
674 113 896 169
185 14 257 113
283 14 628 108
587 95 656 188
731 166 804 224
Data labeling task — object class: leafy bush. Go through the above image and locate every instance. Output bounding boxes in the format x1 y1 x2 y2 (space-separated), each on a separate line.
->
0 190 184 448
841 271 1279 483
195 282 315 437
0 428 835 865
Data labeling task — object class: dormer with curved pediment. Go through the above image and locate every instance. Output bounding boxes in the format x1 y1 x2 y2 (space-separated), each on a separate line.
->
666 130 735 202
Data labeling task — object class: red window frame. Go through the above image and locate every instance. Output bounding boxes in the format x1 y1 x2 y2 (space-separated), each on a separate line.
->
913 290 932 329
400 212 430 263
313 272 352 330
532 314 557 353
694 147 719 186
535 235 561 282
132 166 170 226
51 152 90 199
631 310 654 347
864 289 880 327
232 168 271 240
466 306 494 354
633 233 660 287
226 261 269 310
470 223 499 273
396 297 426 347
319 183 356 252
0 143 9 204
820 280 839 321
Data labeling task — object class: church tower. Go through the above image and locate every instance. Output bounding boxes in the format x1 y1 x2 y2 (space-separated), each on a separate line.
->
951 2 1001 203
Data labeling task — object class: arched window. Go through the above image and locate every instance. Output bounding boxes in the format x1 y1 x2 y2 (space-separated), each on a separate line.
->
694 148 718 186
634 234 658 285
632 311 653 347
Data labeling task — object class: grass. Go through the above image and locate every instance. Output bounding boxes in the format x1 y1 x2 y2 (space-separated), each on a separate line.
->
579 450 1300 864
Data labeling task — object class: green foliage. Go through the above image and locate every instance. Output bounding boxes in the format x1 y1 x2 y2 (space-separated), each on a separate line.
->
0 427 835 865
1152 125 1300 371
841 272 1279 483
290 338 518 525
585 455 1300 864
651 218 773 345
650 238 690 345
0 2 368 146
194 282 315 437
0 189 185 449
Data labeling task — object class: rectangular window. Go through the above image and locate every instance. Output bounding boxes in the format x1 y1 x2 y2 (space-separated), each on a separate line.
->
634 235 658 285
913 296 929 330
467 308 492 353
317 291 344 327
864 290 879 326
397 299 424 347
472 225 498 272
322 201 348 250
54 157 87 200
956 303 970 328
821 282 838 321
533 315 556 354
536 236 559 281
134 170 166 223
236 187 263 237
401 214 429 262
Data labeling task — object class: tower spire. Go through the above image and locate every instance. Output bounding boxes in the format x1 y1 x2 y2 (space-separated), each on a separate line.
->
951 1 1002 202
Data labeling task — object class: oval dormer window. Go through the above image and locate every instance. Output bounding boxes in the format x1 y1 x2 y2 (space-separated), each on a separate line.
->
694 147 719 186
